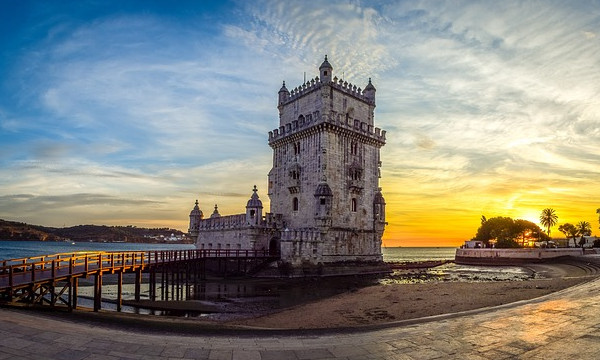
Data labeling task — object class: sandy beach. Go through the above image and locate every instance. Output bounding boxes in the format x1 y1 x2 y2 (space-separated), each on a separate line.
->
227 276 588 329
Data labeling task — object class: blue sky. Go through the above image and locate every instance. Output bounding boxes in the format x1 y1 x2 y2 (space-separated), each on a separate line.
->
1 0 599 245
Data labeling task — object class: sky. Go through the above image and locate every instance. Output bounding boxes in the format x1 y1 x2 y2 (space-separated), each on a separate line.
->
1 0 599 247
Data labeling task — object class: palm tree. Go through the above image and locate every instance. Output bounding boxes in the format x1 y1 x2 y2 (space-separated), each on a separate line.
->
539 208 558 238
558 223 578 247
596 208 600 229
576 221 592 247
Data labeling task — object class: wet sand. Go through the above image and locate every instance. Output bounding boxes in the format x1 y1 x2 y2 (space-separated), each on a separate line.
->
228 277 588 329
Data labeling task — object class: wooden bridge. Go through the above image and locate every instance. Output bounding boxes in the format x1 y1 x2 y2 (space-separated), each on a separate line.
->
0 249 278 312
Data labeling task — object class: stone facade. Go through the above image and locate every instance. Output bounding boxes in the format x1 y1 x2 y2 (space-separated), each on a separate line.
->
189 56 386 266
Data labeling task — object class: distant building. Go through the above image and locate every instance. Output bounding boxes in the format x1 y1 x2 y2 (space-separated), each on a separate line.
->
189 56 387 267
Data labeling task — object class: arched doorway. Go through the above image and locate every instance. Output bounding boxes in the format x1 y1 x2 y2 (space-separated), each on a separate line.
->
269 237 280 256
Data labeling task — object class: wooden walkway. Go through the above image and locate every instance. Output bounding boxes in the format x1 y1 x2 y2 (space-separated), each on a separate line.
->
0 249 277 312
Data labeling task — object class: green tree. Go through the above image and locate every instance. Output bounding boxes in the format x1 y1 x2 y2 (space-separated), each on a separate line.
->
558 223 578 247
473 216 546 248
576 221 592 247
539 208 558 238
514 219 545 246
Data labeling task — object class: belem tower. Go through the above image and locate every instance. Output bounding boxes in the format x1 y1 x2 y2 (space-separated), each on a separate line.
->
188 56 387 269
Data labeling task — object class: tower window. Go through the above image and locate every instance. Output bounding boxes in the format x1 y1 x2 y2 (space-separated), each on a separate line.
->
351 198 357 212
320 198 326 205
324 71 328 76
293 197 299 211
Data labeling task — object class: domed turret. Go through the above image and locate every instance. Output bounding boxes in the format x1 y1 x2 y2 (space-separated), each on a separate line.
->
278 81 290 106
364 78 376 103
188 200 203 238
246 185 263 225
319 55 333 83
210 204 221 219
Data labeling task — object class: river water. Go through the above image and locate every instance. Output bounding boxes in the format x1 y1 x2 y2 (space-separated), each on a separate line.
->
0 240 456 262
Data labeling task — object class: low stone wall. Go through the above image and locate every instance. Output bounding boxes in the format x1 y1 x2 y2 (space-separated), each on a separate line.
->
455 248 584 265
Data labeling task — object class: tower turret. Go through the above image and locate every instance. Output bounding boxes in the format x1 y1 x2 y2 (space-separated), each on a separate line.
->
188 200 203 239
278 81 290 107
319 55 333 83
246 185 263 226
364 78 376 104
210 204 221 219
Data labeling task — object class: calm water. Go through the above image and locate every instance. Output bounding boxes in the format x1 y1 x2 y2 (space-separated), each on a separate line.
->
0 241 455 262
0 240 195 260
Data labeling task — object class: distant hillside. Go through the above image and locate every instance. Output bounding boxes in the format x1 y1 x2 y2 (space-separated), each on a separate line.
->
0 219 192 243
0 219 65 242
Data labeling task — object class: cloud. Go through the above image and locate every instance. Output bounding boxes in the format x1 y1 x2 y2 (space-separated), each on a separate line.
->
1 1 600 240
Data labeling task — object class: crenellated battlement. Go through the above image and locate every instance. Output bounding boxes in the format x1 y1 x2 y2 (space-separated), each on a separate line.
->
268 112 386 145
280 76 375 106
199 214 258 230
197 212 281 231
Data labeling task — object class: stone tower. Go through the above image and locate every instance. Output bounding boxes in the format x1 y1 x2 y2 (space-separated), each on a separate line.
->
188 200 203 239
268 56 387 265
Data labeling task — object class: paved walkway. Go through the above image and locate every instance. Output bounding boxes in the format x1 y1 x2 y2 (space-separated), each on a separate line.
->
1 277 600 360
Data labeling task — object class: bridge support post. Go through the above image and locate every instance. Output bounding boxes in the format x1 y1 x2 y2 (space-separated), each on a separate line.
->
117 271 123 312
93 273 102 312
170 265 175 301
149 269 156 301
50 282 56 307
71 277 78 310
134 268 141 302
162 265 167 301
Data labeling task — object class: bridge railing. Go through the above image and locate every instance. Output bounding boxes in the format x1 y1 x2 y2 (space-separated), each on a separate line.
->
0 249 277 290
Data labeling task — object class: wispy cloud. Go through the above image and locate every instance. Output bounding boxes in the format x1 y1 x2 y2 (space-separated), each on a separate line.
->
1 0 599 243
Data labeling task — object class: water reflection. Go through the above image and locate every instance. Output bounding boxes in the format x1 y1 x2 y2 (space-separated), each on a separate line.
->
76 273 381 318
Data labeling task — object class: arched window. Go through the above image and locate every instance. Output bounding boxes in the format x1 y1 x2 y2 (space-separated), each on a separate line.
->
351 198 357 212
293 197 299 211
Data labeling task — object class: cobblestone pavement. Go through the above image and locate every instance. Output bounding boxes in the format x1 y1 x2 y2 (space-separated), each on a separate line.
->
1 277 600 360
